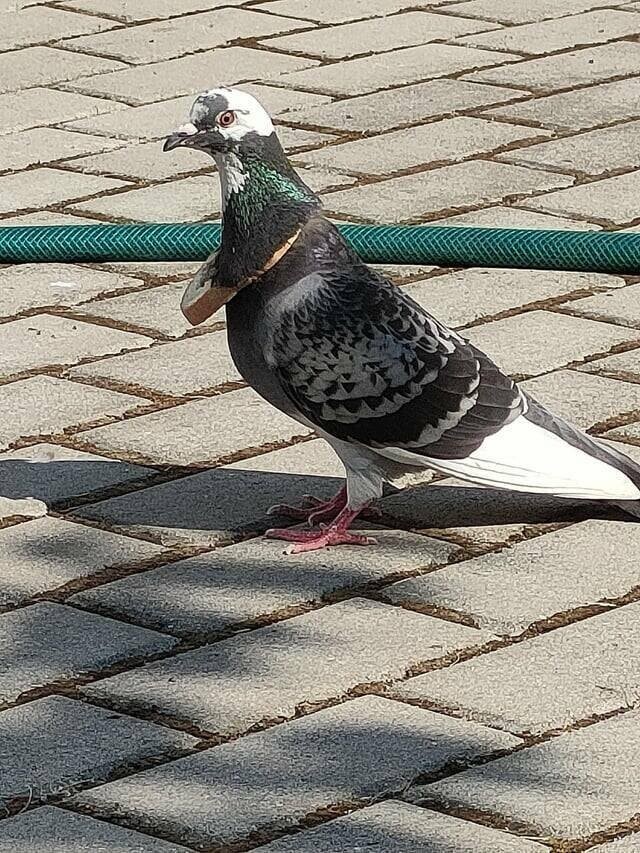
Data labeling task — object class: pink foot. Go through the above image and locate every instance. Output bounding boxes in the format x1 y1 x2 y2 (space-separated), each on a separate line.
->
266 505 377 553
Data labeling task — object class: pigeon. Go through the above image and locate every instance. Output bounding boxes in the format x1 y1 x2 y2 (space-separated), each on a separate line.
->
164 86 640 552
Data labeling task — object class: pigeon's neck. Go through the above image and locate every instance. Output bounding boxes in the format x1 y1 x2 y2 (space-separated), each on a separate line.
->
214 137 320 287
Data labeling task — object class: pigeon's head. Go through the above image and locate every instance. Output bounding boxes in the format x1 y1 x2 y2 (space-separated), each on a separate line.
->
163 87 275 154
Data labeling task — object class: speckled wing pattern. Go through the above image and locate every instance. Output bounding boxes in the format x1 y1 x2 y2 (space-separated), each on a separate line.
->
270 265 524 460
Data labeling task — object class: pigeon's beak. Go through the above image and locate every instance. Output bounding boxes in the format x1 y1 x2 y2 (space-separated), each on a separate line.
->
163 122 202 152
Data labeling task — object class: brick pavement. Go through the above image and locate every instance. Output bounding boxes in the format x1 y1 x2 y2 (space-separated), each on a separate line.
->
1 1 640 850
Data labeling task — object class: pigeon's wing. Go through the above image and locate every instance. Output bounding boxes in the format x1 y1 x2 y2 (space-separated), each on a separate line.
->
268 267 523 459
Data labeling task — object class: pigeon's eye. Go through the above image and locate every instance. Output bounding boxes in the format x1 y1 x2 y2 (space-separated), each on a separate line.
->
218 110 235 128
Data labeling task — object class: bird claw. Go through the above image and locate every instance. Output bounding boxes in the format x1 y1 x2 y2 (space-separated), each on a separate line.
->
266 526 377 553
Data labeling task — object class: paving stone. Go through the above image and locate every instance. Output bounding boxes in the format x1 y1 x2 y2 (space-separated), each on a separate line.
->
590 836 640 852
521 369 640 429
68 331 240 396
0 168 129 217
0 88 125 135
443 0 625 24
66 140 210 182
465 42 640 92
521 171 640 225
0 495 47 520
0 6 116 50
431 206 601 229
257 0 426 23
0 603 177 706
290 78 525 134
278 44 520 97
402 268 620 329
96 261 201 281
0 806 192 853
401 599 640 736
0 695 196 808
605 420 640 442
256 801 549 852
71 175 220 223
485 77 640 131
0 263 145 318
579 348 640 379
0 211 100 227
0 315 151 378
64 85 331 140
0 46 126 95
498 120 640 176
0 127 125 175
276 126 336 153
0 376 144 451
297 117 549 175
74 387 311 466
383 520 640 635
567 283 640 328
62 8 311 65
265 12 492 59
323 161 572 223
0 515 163 606
465 310 638 377
84 598 488 733
65 0 244 21
0 443 154 507
458 10 640 55
75 282 198 339
422 709 640 838
70 531 458 636
64 47 318 106
72 696 519 849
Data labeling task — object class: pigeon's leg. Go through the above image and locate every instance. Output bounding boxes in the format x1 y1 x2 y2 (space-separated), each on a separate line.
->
268 485 381 525
266 504 377 553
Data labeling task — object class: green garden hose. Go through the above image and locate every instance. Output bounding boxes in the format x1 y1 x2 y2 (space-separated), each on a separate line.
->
1 222 639 274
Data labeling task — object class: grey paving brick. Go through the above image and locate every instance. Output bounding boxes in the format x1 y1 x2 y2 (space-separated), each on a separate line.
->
0 315 151 379
383 520 640 635
277 126 336 153
278 44 520 97
70 528 456 636
64 47 318 106
465 42 640 92
431 205 600 229
323 161 572 223
68 331 240 396
0 45 125 95
297 117 549 175
466 310 639 377
70 174 220 223
75 282 198 339
64 85 331 141
0 376 144 451
422 709 640 838
521 369 640 429
72 696 519 849
62 8 311 65
265 12 493 59
0 603 177 706
605 420 640 442
442 0 624 24
256 801 549 852
498 120 640 176
65 0 243 21
0 443 153 506
74 387 311 466
400 601 640 735
0 6 116 50
458 10 640 55
0 88 125 135
0 211 100 227
0 263 144 318
0 695 196 808
579 348 640 379
96 261 201 281
66 140 211 183
0 806 192 853
290 78 525 134
0 515 163 606
485 77 640 131
567 283 640 328
258 0 428 23
0 168 129 217
521 171 640 225
0 127 124 175
590 836 640 852
402 268 621 329
84 598 489 734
